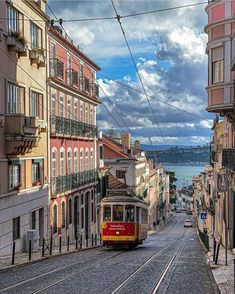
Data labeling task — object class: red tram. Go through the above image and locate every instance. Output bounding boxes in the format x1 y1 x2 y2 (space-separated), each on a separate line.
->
100 190 148 249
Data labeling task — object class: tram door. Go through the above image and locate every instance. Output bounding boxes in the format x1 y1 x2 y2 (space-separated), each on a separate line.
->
136 207 140 240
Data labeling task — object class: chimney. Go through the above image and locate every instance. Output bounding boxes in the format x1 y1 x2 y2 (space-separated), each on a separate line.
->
121 132 130 149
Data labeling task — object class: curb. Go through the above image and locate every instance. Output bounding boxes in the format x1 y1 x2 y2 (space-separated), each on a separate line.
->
0 245 101 273
148 216 173 236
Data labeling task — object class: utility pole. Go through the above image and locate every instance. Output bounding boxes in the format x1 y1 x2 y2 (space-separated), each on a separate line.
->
224 191 228 266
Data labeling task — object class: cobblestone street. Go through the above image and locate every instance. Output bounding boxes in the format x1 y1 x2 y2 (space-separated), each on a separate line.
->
0 214 219 294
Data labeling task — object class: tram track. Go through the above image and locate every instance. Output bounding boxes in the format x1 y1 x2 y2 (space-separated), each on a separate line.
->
111 229 188 294
0 249 125 293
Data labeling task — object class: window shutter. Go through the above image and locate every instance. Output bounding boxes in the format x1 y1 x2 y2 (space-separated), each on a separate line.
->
212 46 223 62
21 161 25 189
38 93 43 119
19 86 25 114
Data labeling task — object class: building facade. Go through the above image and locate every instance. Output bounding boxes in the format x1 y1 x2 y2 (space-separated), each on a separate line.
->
204 0 235 249
47 24 100 245
0 0 49 255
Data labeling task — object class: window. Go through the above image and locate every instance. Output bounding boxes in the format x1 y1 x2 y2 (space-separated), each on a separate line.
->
31 211 36 230
30 22 42 49
80 64 84 90
53 205 57 233
68 198 72 225
141 209 148 224
74 99 78 120
9 164 20 190
212 47 224 84
113 205 123 221
59 95 64 117
80 148 84 172
50 42 55 59
116 170 125 179
7 6 23 34
32 162 40 184
99 145 104 160
61 202 65 228
90 148 94 170
67 97 71 119
85 106 88 124
67 149 72 174
52 149 57 177
7 83 25 114
74 148 78 173
90 107 93 125
125 205 134 222
103 205 111 221
51 92 56 116
85 148 89 171
80 102 84 122
67 55 72 84
60 148 65 175
13 217 20 240
30 91 43 118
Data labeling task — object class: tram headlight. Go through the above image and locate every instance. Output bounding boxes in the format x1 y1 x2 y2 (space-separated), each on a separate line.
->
116 231 120 235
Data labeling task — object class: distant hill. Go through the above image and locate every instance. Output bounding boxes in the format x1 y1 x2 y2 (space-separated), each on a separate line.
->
145 145 210 164
141 144 202 151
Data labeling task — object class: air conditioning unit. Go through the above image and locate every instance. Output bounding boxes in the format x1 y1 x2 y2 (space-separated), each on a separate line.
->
25 230 39 252
38 119 47 132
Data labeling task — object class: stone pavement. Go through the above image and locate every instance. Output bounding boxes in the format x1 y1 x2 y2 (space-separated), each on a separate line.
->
0 240 100 272
206 236 235 294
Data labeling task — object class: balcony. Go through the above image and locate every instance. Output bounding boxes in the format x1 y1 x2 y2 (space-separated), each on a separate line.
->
7 34 27 56
29 48 46 67
66 68 78 87
49 58 64 79
51 169 98 196
50 115 97 138
5 114 39 155
222 149 235 171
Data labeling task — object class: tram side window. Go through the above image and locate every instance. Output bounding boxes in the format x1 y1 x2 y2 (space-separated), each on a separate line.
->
125 205 134 222
103 205 111 221
113 205 123 221
141 209 148 224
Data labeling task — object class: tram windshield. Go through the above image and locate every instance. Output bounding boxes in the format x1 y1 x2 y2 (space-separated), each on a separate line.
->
125 205 134 222
113 205 124 221
103 205 111 221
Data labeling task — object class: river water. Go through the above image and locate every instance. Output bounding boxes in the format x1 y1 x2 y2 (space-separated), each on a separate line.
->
163 164 207 188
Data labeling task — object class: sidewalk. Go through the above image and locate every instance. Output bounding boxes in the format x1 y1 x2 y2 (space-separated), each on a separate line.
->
0 241 100 272
206 235 235 294
148 215 173 236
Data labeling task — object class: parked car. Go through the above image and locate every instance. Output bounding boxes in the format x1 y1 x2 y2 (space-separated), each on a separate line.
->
184 220 193 227
176 208 181 213
186 210 193 215
181 208 186 212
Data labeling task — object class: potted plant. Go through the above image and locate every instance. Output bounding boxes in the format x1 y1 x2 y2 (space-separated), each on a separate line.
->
33 180 41 186
7 31 27 53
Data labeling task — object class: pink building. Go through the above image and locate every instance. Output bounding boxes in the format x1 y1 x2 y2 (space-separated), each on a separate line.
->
47 25 100 245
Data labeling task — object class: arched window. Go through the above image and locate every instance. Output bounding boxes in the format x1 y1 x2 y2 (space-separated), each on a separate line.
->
53 204 57 233
90 148 94 170
60 148 65 175
85 148 89 171
80 148 84 172
52 148 57 177
74 148 78 173
61 201 65 228
69 198 72 224
67 148 72 174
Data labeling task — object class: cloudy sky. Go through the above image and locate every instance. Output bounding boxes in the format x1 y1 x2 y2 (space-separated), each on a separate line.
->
47 0 212 146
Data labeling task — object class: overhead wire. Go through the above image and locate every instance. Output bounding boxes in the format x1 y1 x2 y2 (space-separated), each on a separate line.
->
111 0 167 145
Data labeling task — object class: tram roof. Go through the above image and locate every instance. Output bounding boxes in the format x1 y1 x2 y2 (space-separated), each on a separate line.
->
101 194 147 205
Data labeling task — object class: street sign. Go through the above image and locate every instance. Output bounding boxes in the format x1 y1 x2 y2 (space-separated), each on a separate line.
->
200 212 207 220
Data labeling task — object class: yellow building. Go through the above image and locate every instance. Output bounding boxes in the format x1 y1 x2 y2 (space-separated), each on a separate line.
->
0 0 49 255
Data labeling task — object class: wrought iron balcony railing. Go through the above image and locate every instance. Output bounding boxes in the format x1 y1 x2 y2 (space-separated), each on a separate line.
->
50 115 97 138
49 58 64 79
51 169 98 195
222 148 235 171
66 68 78 87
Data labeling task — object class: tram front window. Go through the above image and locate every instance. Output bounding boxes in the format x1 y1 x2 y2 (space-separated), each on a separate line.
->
125 205 134 222
103 205 111 221
113 205 123 221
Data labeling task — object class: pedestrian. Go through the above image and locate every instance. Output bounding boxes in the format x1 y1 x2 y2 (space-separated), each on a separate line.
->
153 221 156 230
157 219 160 226
163 216 165 222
